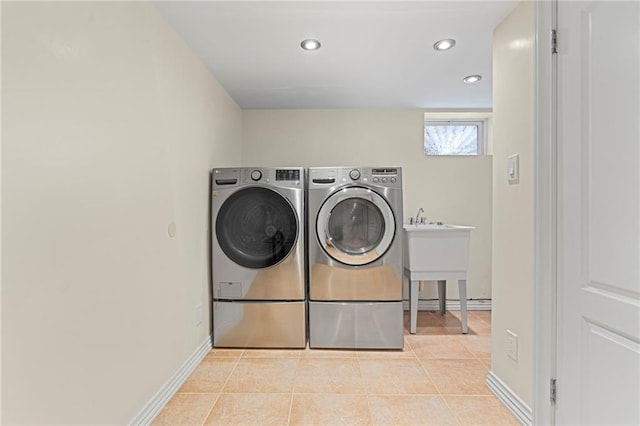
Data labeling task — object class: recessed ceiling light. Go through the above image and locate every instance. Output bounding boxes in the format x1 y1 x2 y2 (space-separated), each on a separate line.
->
463 75 482 84
301 39 321 51
433 39 456 51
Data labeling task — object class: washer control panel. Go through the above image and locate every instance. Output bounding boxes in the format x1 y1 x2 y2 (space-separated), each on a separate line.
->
212 167 303 189
309 167 401 189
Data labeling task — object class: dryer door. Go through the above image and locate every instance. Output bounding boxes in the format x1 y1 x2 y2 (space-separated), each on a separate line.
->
317 186 395 266
216 186 298 269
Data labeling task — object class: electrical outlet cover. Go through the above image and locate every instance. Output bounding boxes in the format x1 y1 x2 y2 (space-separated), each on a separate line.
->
506 329 518 361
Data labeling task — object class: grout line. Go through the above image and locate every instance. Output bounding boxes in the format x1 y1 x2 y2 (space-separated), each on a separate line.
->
285 352 302 426
356 357 376 425
416 357 443 396
198 392 221 426
440 394 463 425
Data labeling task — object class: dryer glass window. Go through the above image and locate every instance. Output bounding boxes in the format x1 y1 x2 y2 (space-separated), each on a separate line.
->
216 187 298 269
327 198 385 255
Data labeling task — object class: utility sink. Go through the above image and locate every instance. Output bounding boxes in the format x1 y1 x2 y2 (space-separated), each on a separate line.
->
403 224 474 272
403 223 474 334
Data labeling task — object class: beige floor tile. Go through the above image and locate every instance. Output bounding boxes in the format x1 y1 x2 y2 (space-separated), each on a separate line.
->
152 393 218 426
447 323 492 336
300 348 358 358
420 359 492 395
444 395 520 425
359 359 438 395
178 357 237 393
204 393 291 426
290 394 373 425
439 312 491 335
445 326 471 335
468 310 492 321
241 348 301 358
456 335 492 358
467 319 492 335
160 311 498 424
223 357 298 393
294 358 365 394
406 335 475 359
357 345 415 359
404 311 446 327
407 326 454 336
439 312 466 327
478 357 492 368
205 348 244 359
368 395 460 425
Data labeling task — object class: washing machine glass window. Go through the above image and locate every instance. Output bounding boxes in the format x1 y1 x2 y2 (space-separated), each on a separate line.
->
327 198 384 255
317 186 396 266
216 186 298 269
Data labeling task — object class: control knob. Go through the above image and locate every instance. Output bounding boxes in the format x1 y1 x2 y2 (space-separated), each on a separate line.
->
250 170 262 181
349 169 361 181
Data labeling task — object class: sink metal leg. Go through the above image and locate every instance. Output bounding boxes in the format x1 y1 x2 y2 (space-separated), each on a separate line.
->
458 279 469 334
437 280 446 315
410 280 418 334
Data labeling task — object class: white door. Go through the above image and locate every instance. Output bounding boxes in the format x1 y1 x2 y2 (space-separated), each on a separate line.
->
557 1 640 424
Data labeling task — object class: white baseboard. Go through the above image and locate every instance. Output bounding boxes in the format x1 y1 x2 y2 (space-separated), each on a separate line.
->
129 336 213 425
486 371 533 426
402 299 492 311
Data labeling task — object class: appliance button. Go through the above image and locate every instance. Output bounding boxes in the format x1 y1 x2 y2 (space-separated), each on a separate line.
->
349 169 361 180
381 177 388 183
390 177 396 183
250 170 262 181
373 177 380 183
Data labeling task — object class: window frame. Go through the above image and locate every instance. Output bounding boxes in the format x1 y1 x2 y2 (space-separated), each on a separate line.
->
423 118 488 156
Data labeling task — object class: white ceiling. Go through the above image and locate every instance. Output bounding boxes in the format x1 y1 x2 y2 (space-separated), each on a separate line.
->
153 1 517 109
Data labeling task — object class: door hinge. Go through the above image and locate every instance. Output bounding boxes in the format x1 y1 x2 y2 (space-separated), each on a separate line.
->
551 29 558 54
550 378 557 404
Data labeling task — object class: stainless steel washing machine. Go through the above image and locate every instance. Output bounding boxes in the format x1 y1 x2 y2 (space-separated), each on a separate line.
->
211 167 306 348
307 167 404 349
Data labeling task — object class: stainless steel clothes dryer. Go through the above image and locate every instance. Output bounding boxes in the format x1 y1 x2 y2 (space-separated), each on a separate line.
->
211 167 306 348
307 167 404 349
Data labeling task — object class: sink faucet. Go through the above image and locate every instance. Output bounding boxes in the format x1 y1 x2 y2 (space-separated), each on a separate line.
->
415 207 425 224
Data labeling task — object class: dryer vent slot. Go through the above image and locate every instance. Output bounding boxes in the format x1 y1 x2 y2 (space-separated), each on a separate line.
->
313 178 336 184
215 179 238 185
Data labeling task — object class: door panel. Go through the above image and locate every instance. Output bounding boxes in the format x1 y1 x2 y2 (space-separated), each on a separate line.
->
557 1 640 423
580 321 640 425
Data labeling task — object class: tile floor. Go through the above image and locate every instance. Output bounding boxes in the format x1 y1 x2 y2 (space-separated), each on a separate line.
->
153 310 519 425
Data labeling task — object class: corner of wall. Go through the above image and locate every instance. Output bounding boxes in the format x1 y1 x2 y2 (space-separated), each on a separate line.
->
490 0 536 408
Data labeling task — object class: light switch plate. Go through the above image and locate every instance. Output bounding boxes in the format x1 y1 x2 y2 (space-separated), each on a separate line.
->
507 154 519 184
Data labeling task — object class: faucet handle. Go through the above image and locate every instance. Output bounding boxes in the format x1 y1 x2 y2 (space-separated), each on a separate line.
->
409 217 414 225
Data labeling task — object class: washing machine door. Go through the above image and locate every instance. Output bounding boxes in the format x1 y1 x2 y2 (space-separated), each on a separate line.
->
216 186 298 269
317 186 395 266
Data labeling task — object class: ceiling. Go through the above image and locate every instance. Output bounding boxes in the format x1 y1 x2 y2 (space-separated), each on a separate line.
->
153 1 517 109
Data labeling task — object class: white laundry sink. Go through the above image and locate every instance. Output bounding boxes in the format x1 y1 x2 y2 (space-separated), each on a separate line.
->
403 222 474 334
403 224 474 272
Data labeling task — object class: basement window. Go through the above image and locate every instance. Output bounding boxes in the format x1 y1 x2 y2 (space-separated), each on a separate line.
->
424 119 487 156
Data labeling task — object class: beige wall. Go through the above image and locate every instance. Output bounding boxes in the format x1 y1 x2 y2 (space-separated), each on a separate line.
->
491 1 534 406
243 109 493 301
1 2 242 424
